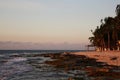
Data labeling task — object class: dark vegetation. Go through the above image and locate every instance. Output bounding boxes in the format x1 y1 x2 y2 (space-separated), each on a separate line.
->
89 4 120 51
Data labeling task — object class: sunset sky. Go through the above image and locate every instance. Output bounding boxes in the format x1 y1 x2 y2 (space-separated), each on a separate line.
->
0 0 120 50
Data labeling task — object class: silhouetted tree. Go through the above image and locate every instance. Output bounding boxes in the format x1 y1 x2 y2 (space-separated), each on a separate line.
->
89 4 120 51
116 4 120 16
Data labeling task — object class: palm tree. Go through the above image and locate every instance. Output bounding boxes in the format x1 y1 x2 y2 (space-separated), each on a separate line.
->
89 27 101 50
114 4 120 50
89 5 120 51
89 26 105 51
103 17 112 50
116 4 120 16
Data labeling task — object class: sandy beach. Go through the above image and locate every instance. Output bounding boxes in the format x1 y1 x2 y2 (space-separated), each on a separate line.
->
72 51 120 66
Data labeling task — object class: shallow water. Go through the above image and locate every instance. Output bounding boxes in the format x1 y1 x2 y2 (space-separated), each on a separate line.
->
0 53 76 80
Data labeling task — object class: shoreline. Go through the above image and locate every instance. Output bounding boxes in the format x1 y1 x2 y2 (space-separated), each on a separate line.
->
1 51 120 80
44 51 120 79
71 51 120 66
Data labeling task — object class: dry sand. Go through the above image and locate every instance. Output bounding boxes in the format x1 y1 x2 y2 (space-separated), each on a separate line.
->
72 51 120 66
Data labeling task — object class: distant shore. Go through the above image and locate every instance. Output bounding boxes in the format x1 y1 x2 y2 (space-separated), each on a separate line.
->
71 51 120 66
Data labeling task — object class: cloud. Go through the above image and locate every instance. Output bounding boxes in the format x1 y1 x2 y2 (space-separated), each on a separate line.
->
0 41 86 50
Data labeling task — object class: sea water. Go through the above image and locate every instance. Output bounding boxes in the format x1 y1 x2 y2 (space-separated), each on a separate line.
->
0 50 81 80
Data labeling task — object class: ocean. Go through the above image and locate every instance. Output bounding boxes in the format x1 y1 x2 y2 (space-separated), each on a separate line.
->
0 50 82 54
0 50 82 80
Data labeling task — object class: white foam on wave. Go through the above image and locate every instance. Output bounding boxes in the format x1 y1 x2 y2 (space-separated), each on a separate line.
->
0 54 4 57
9 57 27 62
0 57 32 80
6 57 27 64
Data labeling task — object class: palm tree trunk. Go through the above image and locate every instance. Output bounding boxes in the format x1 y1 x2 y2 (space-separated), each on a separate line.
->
112 28 118 50
102 39 105 51
116 30 118 48
108 32 110 51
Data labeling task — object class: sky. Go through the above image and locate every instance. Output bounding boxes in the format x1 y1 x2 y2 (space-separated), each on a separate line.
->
0 0 120 50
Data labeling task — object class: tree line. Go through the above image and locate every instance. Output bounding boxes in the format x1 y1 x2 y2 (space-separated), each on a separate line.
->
89 4 120 51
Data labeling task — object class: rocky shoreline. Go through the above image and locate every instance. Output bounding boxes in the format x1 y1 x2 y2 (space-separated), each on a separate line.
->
0 52 120 80
42 52 120 80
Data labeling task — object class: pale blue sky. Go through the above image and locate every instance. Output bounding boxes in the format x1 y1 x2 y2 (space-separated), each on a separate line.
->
0 0 120 49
